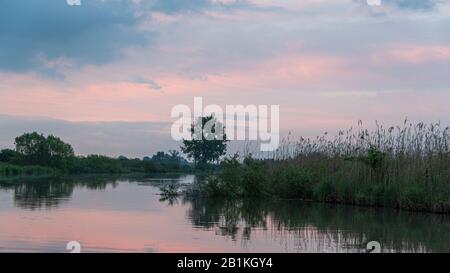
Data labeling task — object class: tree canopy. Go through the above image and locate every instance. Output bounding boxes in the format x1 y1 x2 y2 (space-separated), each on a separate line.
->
181 115 228 167
14 132 75 169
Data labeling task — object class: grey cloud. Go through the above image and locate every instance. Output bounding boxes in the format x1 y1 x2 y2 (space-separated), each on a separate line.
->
356 0 441 11
130 76 162 90
149 0 251 13
0 0 148 73
151 0 213 13
0 0 253 75
385 0 439 10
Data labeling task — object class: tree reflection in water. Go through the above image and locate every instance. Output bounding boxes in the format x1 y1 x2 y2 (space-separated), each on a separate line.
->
1 177 449 252
0 177 118 210
164 196 450 253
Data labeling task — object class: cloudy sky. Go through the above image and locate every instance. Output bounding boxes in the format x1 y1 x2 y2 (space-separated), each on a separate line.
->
0 0 449 157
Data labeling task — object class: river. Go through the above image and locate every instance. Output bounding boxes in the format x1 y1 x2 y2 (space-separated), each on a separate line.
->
0 175 449 252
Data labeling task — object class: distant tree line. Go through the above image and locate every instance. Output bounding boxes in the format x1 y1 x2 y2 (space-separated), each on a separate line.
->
0 132 192 176
0 115 230 177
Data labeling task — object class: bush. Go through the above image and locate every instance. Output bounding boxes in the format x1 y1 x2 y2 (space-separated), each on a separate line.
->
201 176 224 197
400 184 428 210
199 155 270 197
241 157 270 197
217 155 243 196
312 179 336 202
272 164 312 198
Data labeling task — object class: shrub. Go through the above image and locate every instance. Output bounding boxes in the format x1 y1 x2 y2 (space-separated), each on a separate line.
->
272 164 312 198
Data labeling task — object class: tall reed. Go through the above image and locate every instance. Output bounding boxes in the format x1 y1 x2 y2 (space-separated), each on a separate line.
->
202 120 450 213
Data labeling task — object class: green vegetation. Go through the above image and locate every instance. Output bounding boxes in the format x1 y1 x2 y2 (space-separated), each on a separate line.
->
198 120 450 213
1 133 192 178
3 119 449 214
0 162 60 178
0 132 72 179
181 115 228 169
159 183 181 203
0 115 228 178
14 132 75 170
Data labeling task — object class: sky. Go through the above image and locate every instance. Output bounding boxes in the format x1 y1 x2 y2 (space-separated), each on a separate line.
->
0 0 449 157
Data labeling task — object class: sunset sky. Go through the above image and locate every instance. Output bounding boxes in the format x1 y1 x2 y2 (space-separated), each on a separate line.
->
1 0 449 157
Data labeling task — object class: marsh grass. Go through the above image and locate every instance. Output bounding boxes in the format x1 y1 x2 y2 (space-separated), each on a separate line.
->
201 120 450 213
0 162 60 179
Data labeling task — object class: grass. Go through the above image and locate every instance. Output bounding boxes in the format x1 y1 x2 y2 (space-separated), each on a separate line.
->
198 120 450 213
0 162 60 179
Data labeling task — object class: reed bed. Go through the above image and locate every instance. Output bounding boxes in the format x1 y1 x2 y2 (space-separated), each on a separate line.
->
202 120 450 213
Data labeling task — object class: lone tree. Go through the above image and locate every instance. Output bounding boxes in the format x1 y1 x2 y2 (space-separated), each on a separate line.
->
14 132 75 169
181 115 228 167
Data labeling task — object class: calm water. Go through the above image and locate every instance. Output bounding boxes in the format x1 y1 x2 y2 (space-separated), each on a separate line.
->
0 175 449 253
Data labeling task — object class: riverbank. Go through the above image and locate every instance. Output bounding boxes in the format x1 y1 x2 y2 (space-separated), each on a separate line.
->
195 121 450 214
1 151 200 180
0 162 61 179
0 161 211 183
194 158 450 214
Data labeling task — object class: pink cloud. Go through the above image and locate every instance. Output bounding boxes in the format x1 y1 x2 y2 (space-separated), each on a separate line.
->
372 45 450 64
0 51 386 130
0 74 164 122
1 44 448 135
193 54 354 93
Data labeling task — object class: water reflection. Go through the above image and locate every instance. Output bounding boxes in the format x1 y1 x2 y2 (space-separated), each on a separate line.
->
0 174 195 210
0 176 117 210
175 197 450 253
0 176 449 253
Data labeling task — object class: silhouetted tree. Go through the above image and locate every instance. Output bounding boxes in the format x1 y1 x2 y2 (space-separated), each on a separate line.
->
181 115 228 167
14 132 75 169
